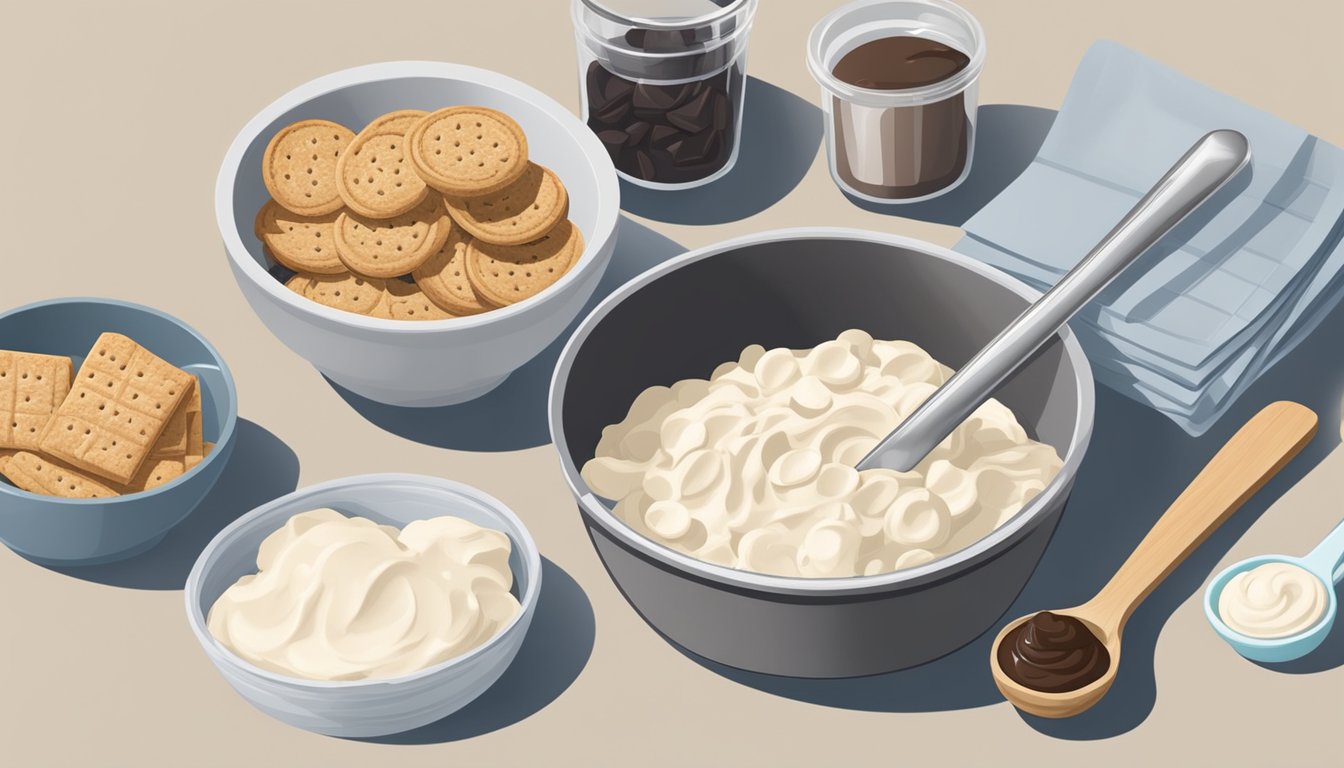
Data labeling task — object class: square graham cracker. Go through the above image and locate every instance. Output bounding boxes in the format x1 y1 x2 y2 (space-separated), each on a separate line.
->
122 456 186 494
187 441 215 471
1 450 187 500
0 450 118 499
0 350 73 450
152 375 199 459
187 378 203 460
38 333 193 485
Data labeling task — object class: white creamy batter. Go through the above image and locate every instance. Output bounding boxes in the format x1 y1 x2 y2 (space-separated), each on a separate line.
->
207 508 520 681
581 330 1063 578
1218 561 1328 638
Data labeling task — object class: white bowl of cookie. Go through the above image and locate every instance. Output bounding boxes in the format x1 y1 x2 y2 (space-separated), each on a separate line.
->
216 61 620 407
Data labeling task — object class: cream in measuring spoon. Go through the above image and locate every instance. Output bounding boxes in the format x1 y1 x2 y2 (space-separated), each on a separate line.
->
1217 561 1328 638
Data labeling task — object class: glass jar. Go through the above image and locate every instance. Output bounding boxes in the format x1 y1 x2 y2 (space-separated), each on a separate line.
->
807 0 986 203
572 0 759 190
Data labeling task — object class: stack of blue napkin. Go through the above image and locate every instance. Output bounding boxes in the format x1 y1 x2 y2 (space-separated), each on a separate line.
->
956 41 1344 435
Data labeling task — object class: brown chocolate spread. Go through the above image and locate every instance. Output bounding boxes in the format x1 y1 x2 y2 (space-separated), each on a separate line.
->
828 36 973 200
831 35 969 90
996 611 1111 693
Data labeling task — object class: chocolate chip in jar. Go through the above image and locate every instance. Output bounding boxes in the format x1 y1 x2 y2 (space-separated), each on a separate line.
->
585 61 742 185
624 27 700 53
574 0 757 187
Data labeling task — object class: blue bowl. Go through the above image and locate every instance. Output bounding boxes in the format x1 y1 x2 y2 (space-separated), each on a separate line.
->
0 298 238 565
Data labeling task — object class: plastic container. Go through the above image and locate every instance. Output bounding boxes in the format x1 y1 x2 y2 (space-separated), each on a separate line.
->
572 0 759 189
807 0 986 203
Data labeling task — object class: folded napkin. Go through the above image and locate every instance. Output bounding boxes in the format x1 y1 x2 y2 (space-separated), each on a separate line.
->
956 40 1344 435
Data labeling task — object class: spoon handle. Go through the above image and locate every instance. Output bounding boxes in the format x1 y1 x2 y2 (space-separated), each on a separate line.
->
1302 516 1344 584
1084 401 1317 631
858 129 1250 472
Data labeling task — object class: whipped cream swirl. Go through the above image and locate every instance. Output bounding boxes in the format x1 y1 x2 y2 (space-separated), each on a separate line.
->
207 508 520 681
581 330 1063 578
1218 561 1328 639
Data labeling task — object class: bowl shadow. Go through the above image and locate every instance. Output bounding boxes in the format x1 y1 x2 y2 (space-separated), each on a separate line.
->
618 76 823 225
32 419 299 590
327 216 687 451
354 557 595 745
673 286 1344 739
842 104 1057 226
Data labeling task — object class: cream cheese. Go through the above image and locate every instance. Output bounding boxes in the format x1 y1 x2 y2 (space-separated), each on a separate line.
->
581 330 1063 578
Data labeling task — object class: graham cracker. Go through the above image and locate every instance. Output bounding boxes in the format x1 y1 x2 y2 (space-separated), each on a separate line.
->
121 456 186 494
187 441 215 471
0 350 73 450
38 333 193 485
0 447 16 474
0 451 118 499
186 383 203 461
152 375 196 459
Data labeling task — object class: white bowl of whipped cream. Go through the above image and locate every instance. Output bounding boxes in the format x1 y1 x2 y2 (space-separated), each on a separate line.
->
185 474 541 737
550 228 1094 677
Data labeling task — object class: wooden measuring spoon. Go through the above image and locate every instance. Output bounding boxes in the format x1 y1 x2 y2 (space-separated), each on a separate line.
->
990 401 1318 718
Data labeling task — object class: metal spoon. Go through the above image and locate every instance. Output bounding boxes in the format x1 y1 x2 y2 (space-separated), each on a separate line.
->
991 401 1317 718
858 129 1251 472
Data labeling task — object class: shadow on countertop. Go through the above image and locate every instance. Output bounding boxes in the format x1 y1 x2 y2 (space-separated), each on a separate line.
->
329 216 686 451
36 419 299 590
356 557 595 745
675 286 1344 740
619 76 823 225
843 104 1057 226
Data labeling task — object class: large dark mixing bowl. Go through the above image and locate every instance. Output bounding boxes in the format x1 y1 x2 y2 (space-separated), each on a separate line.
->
549 228 1093 678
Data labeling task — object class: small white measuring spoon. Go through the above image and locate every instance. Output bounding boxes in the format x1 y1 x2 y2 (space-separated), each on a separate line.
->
1204 516 1344 663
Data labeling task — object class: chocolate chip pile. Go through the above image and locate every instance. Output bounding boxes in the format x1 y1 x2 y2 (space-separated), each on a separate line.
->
586 61 741 185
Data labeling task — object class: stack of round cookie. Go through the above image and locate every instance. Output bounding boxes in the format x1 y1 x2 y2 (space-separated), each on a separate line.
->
255 107 583 321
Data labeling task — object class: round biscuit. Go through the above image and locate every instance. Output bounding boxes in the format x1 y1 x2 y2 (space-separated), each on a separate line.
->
383 280 457 321
284 274 314 295
413 229 498 315
465 220 584 306
303 272 387 315
261 119 355 216
363 109 428 135
336 119 430 219
254 200 346 274
333 195 452 278
406 107 528 196
445 163 568 246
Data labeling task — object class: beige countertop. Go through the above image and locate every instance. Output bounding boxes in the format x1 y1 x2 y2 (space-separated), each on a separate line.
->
3 0 1343 765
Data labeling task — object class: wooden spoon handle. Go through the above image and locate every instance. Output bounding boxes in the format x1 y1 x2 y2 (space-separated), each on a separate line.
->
1083 401 1317 631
